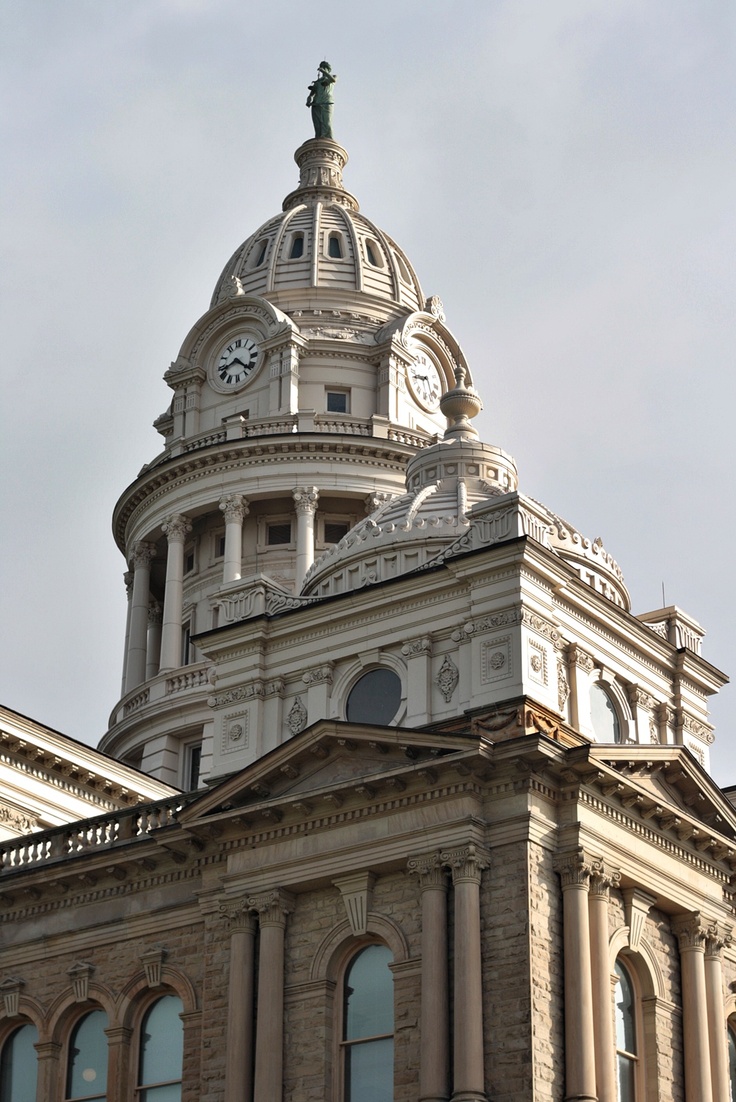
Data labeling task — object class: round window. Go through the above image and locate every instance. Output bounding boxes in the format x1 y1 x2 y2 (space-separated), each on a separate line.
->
589 682 621 743
346 669 401 725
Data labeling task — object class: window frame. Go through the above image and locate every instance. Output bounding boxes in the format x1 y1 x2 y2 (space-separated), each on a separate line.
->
326 389 350 415
0 1020 39 1102
63 1007 109 1102
336 941 395 1102
613 955 645 1102
133 992 184 1102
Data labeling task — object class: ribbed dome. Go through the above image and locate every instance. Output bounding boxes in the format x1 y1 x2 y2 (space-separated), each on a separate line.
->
210 139 423 317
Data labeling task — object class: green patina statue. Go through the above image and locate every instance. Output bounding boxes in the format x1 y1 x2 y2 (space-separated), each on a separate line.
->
306 61 337 140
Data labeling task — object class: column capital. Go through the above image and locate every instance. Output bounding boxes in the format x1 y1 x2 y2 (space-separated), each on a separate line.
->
588 857 621 898
124 570 134 596
162 513 192 543
567 644 595 673
672 911 709 951
705 921 733 959
148 601 162 626
553 848 594 889
440 843 489 885
292 485 319 515
407 851 449 891
219 493 249 523
219 897 258 935
131 541 156 570
364 491 392 515
247 888 296 928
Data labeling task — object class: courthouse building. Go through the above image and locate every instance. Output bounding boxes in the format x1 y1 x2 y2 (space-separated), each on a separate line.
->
1 101 735 1102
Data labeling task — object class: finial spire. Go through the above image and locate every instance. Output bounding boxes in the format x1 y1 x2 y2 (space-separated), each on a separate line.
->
306 61 337 140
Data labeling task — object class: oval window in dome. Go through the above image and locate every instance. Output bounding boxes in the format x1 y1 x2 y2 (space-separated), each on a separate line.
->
394 250 411 283
589 682 621 743
346 668 401 725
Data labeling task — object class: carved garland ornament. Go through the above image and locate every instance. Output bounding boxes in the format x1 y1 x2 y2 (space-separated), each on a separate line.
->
287 697 308 736
436 655 459 703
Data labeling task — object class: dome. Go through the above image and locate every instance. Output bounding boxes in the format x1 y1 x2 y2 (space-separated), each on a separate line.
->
210 139 424 318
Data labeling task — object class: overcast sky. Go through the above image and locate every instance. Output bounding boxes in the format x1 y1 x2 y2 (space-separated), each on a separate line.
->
1 1 734 780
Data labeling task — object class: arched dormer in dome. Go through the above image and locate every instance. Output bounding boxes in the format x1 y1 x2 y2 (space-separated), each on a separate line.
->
210 139 424 321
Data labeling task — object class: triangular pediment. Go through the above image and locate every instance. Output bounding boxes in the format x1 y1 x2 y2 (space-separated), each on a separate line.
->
566 743 736 842
179 720 479 825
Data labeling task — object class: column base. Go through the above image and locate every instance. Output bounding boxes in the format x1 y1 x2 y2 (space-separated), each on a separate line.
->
564 1095 598 1101
451 1093 487 1102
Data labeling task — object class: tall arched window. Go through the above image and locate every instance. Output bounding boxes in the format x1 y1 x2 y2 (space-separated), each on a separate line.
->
590 682 622 743
728 1023 736 1101
614 960 639 1101
136 994 184 1100
1 1022 38 1101
342 943 393 1102
66 1009 108 1102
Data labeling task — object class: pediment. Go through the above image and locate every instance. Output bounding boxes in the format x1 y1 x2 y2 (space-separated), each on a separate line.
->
179 720 478 824
566 744 736 842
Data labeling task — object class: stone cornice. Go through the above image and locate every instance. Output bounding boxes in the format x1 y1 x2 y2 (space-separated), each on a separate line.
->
113 435 418 551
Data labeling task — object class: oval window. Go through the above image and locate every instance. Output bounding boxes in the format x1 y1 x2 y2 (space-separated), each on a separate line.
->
346 669 401 725
589 682 621 743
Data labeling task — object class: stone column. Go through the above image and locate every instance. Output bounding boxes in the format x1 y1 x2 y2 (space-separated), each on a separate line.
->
292 486 319 589
672 913 714 1102
705 924 731 1102
34 1040 62 1102
250 889 295 1102
125 542 156 692
221 899 258 1102
589 862 620 1102
219 494 248 584
441 844 489 1102
146 602 162 681
120 570 134 695
159 513 192 673
409 852 450 1102
554 850 597 1102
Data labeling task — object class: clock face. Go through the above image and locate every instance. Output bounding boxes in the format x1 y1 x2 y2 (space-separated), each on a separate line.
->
215 335 260 388
408 353 442 411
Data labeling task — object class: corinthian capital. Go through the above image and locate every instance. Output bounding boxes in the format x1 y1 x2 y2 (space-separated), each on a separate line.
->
440 843 489 885
131 542 156 571
553 848 593 889
219 897 258 934
672 911 709 951
247 889 296 928
407 852 448 890
219 493 249 524
162 513 192 543
292 486 319 516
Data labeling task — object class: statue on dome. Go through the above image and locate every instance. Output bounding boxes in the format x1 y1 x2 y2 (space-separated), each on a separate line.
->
306 61 337 140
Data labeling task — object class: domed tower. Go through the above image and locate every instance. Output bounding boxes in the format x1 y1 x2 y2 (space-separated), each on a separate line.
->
101 123 480 786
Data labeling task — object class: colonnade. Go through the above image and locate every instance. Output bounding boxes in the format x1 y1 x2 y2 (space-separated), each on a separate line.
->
555 849 732 1102
122 488 321 694
221 843 488 1102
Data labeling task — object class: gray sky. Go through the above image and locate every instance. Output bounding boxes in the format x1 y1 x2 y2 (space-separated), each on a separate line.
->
1 1 735 780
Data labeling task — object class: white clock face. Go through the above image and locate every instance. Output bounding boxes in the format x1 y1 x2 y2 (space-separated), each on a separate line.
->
216 335 260 388
408 353 442 411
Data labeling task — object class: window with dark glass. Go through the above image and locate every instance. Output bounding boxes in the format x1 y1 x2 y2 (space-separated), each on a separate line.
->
1 1022 38 1102
186 743 202 791
328 234 342 258
614 960 638 1102
324 522 349 545
136 995 184 1101
254 240 268 266
184 549 195 575
290 234 304 259
66 1010 108 1102
181 623 192 667
267 522 292 546
342 944 393 1102
326 391 349 414
365 241 379 266
590 682 621 743
346 669 401 725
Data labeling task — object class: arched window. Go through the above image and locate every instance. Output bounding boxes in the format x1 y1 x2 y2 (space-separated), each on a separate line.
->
1 1022 38 1101
342 944 393 1102
614 959 639 1101
590 682 622 743
728 1023 736 1101
66 1009 108 1102
136 995 184 1100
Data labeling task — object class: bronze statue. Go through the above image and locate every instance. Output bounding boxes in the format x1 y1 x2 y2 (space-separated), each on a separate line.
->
306 61 337 140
